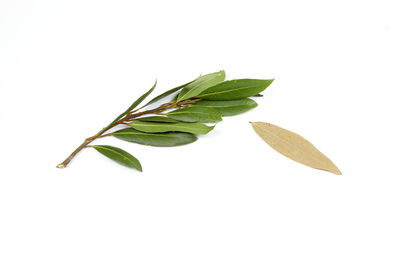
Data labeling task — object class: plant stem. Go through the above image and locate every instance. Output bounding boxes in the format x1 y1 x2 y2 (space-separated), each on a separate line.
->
57 98 201 168
56 101 191 168
56 122 120 168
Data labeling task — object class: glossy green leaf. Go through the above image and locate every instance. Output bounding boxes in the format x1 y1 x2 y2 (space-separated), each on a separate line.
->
112 128 197 147
197 79 274 100
125 80 157 112
143 77 198 107
171 93 179 102
176 70 226 102
137 116 179 123
166 106 222 122
109 81 157 126
191 98 258 116
92 145 142 171
129 121 214 135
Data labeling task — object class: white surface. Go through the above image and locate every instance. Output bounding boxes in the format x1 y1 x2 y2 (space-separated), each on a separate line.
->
0 0 399 266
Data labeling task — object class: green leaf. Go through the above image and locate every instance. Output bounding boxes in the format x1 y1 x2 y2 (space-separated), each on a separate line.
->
125 80 157 112
166 106 222 122
172 92 180 102
143 77 198 107
129 121 214 135
191 98 258 116
197 79 274 100
92 145 142 171
176 70 226 102
137 116 179 123
109 81 157 126
112 128 197 147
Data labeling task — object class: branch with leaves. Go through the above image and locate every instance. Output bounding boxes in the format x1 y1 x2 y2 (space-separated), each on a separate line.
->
57 70 273 171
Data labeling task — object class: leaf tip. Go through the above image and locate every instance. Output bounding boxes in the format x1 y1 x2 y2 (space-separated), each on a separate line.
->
330 165 342 175
56 164 65 169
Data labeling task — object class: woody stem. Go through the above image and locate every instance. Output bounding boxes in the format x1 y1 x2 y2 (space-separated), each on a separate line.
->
56 101 190 168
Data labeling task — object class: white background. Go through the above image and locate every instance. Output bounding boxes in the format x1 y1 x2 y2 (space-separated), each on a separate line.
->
1 0 399 266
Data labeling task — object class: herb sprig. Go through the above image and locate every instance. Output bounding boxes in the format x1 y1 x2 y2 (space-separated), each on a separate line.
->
57 70 273 171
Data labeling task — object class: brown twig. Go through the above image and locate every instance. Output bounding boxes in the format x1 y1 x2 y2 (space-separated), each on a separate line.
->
56 99 199 168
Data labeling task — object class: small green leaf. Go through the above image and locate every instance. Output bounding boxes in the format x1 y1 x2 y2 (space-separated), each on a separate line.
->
109 81 157 126
166 106 222 122
137 116 179 123
125 80 157 112
112 128 197 147
197 79 273 100
129 121 214 135
92 145 142 171
143 77 198 107
191 98 258 116
171 93 179 102
177 70 226 102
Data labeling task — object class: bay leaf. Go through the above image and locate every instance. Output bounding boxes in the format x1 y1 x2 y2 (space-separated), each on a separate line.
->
143 77 198 107
109 81 157 126
92 145 142 171
166 106 222 122
112 128 197 146
125 80 157 112
191 98 258 116
171 93 179 102
176 70 226 102
251 122 341 175
137 116 179 123
129 121 214 135
197 79 273 100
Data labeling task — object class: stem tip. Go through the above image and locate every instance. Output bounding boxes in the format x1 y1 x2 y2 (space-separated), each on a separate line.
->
56 164 66 169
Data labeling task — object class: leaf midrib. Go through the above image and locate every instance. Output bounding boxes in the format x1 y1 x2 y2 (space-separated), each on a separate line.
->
96 146 134 164
170 111 218 116
197 104 250 108
114 132 188 139
199 85 257 97
131 122 210 131
178 74 219 100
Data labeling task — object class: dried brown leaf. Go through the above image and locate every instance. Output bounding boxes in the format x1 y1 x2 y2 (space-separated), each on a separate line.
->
251 122 341 175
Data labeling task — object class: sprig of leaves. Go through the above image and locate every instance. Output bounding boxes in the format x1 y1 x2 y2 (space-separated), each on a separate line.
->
57 70 273 171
